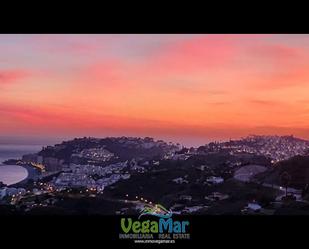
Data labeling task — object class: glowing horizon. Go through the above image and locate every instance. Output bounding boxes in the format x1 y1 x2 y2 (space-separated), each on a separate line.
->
1 34 309 146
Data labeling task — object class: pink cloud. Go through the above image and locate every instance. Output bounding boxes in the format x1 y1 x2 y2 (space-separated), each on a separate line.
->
71 36 238 92
249 44 301 66
83 61 124 83
145 36 237 75
45 41 100 54
27 35 104 55
0 69 29 84
75 59 141 93
0 104 62 125
240 43 309 90
254 44 299 55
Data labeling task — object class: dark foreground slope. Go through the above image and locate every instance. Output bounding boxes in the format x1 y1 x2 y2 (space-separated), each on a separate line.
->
256 156 309 189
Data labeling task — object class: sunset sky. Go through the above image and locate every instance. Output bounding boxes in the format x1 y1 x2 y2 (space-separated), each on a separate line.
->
1 34 309 146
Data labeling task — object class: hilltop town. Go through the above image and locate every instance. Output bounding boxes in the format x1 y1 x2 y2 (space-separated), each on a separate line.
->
1 135 309 215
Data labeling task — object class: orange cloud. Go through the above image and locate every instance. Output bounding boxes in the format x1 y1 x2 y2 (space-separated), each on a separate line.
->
78 61 129 88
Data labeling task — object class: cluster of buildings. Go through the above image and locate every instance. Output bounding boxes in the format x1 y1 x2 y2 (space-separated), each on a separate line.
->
172 175 224 186
205 176 224 185
0 187 26 199
72 148 115 162
52 161 131 191
68 162 127 175
53 172 130 191
113 136 181 151
164 153 191 161
10 153 150 205
0 181 61 204
22 153 64 172
207 135 309 162
173 177 189 184
170 192 229 214
20 136 180 175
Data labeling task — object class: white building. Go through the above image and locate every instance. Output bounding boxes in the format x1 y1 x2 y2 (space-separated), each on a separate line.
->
196 165 207 171
205 192 229 201
182 206 205 214
0 188 7 199
172 177 189 184
179 195 192 202
0 187 26 198
131 165 145 173
121 174 131 180
206 176 224 184
6 188 19 196
247 203 262 211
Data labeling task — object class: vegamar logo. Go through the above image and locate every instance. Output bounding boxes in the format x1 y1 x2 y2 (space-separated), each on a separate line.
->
118 203 191 243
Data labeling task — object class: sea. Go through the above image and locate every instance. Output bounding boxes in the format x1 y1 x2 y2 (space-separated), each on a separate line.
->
0 144 43 185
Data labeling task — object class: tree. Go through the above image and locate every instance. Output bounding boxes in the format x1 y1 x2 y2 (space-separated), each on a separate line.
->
302 184 309 198
0 181 7 188
280 171 291 197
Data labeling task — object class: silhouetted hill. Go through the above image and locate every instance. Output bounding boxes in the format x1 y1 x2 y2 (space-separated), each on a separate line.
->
38 136 180 164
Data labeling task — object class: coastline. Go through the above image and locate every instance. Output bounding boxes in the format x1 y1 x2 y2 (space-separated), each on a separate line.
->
0 163 39 187
15 165 40 186
0 144 43 186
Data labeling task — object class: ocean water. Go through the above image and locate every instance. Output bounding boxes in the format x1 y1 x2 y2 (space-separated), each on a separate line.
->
0 144 43 163
0 165 29 185
0 144 43 185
